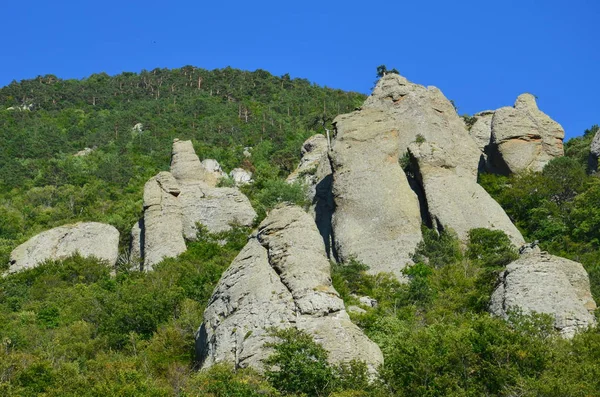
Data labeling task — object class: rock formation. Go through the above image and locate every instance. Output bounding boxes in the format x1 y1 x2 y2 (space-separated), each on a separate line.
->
196 204 383 373
408 141 525 246
330 108 422 278
8 222 119 273
129 219 144 266
489 93 564 173
133 139 256 267
468 111 494 171
589 129 600 172
362 73 482 177
229 168 253 186
286 134 335 257
490 251 596 338
142 171 187 270
201 159 228 183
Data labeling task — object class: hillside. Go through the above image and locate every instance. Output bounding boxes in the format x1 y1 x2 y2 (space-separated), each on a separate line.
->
1 68 600 396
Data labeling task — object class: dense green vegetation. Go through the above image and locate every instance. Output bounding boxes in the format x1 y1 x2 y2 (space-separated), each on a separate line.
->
1 67 600 395
0 67 364 265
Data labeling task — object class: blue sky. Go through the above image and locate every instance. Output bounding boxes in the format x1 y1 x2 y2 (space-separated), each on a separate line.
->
2 0 598 139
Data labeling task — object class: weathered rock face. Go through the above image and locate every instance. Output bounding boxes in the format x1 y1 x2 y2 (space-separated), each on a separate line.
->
589 129 600 172
129 219 144 267
331 108 422 278
133 140 256 266
229 168 253 186
287 134 335 257
363 73 482 177
408 141 525 246
9 222 119 273
490 94 564 173
196 204 383 373
469 110 494 171
287 134 329 194
490 252 596 338
142 171 187 270
178 184 256 238
201 159 228 183
170 139 217 187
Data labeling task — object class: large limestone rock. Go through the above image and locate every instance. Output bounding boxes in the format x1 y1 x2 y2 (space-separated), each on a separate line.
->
129 219 144 267
201 159 228 183
363 73 482 177
170 139 219 187
408 141 525 246
170 139 256 238
490 94 564 173
196 205 383 373
178 184 257 238
287 134 335 257
330 108 422 278
490 252 597 338
142 171 187 270
8 222 119 273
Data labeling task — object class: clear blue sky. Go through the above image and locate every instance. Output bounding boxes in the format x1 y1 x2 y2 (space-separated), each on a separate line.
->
2 0 598 139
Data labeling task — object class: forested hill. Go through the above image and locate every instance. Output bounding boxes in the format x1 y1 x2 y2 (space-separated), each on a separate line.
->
0 67 365 264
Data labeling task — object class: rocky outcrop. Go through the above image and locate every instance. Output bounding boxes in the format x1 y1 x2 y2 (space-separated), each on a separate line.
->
408 141 525 246
178 185 256 238
286 134 329 196
129 219 144 266
287 134 335 257
490 94 564 173
229 168 253 186
468 111 494 171
490 252 596 338
330 108 422 278
201 159 228 183
142 172 187 270
589 129 600 172
196 204 383 373
8 222 119 273
170 139 218 187
133 140 256 266
362 73 482 177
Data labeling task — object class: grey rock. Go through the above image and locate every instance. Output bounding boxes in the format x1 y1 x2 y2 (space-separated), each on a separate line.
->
363 74 481 177
359 296 378 308
490 94 564 173
348 305 367 314
287 134 329 194
74 147 95 157
142 171 187 269
129 219 144 267
9 222 119 273
170 139 218 187
197 204 383 373
201 159 228 182
490 252 596 338
409 141 525 246
178 184 256 238
229 168 253 186
590 129 600 172
330 107 422 278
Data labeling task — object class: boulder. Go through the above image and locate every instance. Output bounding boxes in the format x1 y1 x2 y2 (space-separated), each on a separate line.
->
196 204 383 373
229 168 253 186
408 141 525 246
8 222 119 273
201 159 228 183
490 252 597 338
142 171 187 270
330 108 422 278
490 94 564 173
74 147 94 157
286 134 329 195
469 110 494 171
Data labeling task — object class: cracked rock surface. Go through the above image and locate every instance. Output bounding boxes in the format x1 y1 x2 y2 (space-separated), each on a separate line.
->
9 222 119 273
196 204 383 373
490 94 564 173
490 252 596 338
